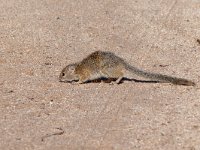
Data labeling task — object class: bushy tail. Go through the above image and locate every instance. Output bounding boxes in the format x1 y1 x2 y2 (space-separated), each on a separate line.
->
126 65 195 86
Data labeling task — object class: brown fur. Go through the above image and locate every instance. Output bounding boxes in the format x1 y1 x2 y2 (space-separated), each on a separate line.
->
59 51 195 86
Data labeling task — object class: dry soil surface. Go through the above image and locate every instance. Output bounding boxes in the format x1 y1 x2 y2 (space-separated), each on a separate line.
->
1 0 200 150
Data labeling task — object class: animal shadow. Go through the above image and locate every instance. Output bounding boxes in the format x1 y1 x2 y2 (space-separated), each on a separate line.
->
87 77 159 84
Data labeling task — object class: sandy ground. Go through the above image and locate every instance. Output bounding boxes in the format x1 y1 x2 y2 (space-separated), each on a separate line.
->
0 0 200 149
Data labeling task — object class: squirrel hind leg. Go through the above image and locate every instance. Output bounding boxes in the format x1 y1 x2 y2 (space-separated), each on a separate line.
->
101 68 124 84
115 76 123 84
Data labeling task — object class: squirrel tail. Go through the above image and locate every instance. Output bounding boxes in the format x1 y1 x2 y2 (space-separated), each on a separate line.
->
126 65 195 86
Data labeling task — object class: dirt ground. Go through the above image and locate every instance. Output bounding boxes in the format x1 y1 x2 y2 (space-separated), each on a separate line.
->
0 0 200 149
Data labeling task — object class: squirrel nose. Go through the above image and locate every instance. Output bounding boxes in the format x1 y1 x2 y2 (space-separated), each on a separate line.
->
59 77 63 82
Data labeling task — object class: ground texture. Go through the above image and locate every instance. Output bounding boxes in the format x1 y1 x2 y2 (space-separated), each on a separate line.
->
0 0 200 149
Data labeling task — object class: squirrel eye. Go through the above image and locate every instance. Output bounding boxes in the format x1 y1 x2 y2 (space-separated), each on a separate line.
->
62 73 65 76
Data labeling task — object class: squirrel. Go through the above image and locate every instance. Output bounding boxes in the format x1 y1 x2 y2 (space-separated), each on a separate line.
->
59 51 195 86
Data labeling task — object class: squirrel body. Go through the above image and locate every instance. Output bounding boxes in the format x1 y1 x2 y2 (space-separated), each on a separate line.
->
59 51 195 86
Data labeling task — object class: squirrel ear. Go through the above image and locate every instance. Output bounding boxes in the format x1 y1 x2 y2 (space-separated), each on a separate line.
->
68 65 76 72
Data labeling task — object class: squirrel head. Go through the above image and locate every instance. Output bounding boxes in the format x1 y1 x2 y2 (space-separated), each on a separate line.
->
59 63 79 83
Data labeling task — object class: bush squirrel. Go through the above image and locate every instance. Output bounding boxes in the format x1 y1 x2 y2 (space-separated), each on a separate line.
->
59 51 195 86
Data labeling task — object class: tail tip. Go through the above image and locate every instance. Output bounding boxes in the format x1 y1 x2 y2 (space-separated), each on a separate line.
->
186 81 196 86
173 79 196 86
